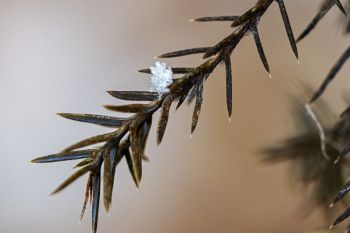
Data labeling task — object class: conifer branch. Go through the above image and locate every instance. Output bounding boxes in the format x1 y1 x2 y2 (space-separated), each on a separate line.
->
32 1 333 232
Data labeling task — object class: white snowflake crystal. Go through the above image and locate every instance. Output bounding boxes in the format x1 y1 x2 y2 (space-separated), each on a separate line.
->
150 61 173 96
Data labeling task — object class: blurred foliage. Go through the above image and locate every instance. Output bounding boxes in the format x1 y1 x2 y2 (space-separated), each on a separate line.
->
262 88 348 214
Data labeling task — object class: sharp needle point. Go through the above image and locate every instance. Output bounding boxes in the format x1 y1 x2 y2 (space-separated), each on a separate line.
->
297 59 300 64
329 225 334 230
268 73 272 79
229 118 231 123
190 134 193 139
329 203 334 208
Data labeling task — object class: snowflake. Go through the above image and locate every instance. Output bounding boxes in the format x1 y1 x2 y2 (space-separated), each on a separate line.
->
150 61 173 96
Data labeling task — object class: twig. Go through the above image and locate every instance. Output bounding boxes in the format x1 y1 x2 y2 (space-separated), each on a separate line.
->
305 103 330 160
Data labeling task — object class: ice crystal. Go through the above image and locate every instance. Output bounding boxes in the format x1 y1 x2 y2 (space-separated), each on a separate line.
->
150 61 173 96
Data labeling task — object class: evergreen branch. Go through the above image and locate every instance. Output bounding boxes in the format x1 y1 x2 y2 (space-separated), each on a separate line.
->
32 1 307 232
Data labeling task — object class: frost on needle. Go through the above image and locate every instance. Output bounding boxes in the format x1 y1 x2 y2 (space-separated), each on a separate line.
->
150 61 173 96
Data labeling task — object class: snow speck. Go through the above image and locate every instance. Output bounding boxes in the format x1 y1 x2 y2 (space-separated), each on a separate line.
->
150 61 173 96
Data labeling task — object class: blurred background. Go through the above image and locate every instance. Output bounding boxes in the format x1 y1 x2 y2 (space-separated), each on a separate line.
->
0 0 350 232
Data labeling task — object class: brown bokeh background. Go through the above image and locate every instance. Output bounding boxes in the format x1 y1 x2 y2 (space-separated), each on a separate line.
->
1 0 350 232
